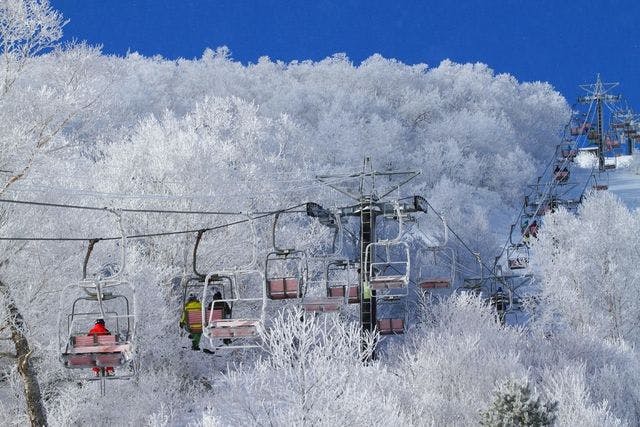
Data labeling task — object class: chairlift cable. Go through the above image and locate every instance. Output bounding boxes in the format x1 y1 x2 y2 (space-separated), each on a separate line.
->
0 197 246 215
2 174 360 203
0 202 308 242
0 196 312 217
415 197 495 278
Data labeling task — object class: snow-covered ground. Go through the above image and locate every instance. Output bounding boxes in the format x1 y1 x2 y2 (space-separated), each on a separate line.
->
605 158 640 210
573 153 640 210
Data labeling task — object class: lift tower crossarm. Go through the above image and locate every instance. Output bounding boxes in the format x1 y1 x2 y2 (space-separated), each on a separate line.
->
330 196 427 218
316 170 421 202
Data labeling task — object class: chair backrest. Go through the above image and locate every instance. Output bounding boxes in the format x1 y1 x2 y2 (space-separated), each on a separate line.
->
329 285 360 302
267 277 299 299
420 278 450 289
328 286 344 298
97 335 116 345
205 309 224 323
187 309 203 333
284 278 299 294
377 318 404 335
74 335 96 347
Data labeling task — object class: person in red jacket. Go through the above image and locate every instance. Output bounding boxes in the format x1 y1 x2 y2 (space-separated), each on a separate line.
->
88 318 109 336
88 319 115 376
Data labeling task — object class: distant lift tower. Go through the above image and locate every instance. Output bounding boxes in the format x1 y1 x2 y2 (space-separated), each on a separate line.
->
312 157 428 334
578 75 621 170
613 107 640 156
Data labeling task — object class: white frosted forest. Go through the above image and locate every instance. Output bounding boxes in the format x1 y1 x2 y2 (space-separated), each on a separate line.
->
1 1 640 426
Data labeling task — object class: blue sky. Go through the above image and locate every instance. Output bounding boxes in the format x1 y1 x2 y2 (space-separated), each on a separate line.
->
52 0 640 104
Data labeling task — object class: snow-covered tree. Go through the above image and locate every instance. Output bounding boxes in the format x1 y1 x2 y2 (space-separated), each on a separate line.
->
532 192 640 346
206 308 406 426
0 3 108 425
0 2 66 425
0 0 64 95
392 293 527 425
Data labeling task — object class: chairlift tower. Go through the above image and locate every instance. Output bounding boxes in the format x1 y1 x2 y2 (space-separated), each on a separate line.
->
312 157 427 333
577 75 621 170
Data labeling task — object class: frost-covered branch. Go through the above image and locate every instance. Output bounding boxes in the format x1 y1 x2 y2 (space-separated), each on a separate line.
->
0 0 65 95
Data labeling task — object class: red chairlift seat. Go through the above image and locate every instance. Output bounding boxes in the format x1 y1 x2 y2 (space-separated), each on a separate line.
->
67 354 95 367
419 277 451 289
554 170 570 182
96 353 124 367
63 335 129 369
376 318 404 335
207 319 259 338
369 275 407 290
561 149 577 159
302 297 342 313
606 138 621 149
327 284 360 303
365 241 410 291
267 277 300 300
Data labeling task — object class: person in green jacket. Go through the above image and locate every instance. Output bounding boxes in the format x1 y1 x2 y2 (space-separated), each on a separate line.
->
362 280 372 300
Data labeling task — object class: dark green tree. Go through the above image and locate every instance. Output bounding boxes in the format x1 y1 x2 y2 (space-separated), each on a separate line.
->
480 380 557 427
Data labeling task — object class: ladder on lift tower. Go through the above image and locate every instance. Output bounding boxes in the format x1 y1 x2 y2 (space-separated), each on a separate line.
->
360 201 374 332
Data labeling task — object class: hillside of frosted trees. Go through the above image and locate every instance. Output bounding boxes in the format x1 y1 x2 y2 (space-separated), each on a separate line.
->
1 1 639 425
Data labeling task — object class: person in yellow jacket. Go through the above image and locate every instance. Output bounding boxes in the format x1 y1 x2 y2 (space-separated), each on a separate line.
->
180 294 202 350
